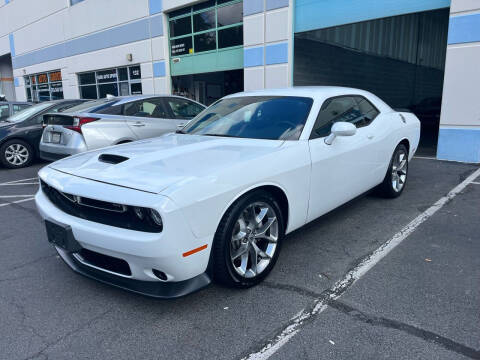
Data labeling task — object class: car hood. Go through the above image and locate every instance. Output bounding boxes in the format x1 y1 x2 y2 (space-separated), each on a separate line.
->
48 133 285 194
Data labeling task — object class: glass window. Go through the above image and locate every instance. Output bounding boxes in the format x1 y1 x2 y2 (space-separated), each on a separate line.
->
80 85 97 99
98 83 118 98
171 37 193 56
193 9 216 32
0 105 9 120
96 69 118 83
12 104 31 113
182 96 313 140
70 0 85 5
96 104 123 115
217 2 243 27
218 25 243 48
130 83 143 95
5 102 52 123
118 67 128 81
129 66 141 80
77 65 142 99
124 99 167 118
194 31 216 53
168 0 243 56
79 72 96 85
193 0 215 11
24 70 63 102
166 98 205 119
311 96 365 139
66 99 116 113
170 16 192 38
355 96 379 126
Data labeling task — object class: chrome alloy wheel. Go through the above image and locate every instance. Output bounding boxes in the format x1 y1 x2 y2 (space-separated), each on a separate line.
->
230 202 279 278
391 149 408 192
5 144 29 166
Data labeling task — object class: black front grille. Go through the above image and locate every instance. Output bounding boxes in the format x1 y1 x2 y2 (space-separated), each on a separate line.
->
41 180 162 233
78 249 131 276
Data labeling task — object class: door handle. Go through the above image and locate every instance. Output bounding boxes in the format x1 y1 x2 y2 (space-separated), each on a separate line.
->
367 134 374 140
132 122 145 127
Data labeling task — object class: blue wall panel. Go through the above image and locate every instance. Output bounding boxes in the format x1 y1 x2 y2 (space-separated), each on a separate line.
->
265 42 288 65
149 0 163 15
437 128 480 163
12 17 160 69
448 13 480 44
8 33 15 57
153 61 166 77
244 47 264 67
244 0 264 16
295 0 451 33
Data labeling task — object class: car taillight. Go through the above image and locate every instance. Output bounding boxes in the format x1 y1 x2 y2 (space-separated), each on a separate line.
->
65 117 99 134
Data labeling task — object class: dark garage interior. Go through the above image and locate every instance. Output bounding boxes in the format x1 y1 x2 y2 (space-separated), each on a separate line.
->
294 8 450 156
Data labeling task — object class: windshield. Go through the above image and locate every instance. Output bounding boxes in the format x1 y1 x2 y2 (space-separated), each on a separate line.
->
5 102 53 123
63 98 117 113
182 96 313 140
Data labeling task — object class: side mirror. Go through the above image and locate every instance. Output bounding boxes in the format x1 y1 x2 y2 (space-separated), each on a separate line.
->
324 122 356 145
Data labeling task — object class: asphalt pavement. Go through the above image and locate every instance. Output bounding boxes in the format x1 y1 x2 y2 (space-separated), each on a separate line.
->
0 158 479 360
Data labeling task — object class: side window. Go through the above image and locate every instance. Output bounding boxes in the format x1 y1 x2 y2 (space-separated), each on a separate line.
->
354 96 379 127
0 105 10 120
96 104 123 115
165 98 204 119
52 102 82 113
310 96 360 139
12 104 30 114
123 99 168 118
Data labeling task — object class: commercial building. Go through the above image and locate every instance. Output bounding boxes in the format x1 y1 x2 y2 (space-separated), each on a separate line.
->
0 0 478 162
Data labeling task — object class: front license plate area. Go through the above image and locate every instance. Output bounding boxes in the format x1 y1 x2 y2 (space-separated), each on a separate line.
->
45 220 81 252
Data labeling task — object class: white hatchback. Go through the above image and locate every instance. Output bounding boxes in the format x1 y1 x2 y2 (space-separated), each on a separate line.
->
39 95 205 161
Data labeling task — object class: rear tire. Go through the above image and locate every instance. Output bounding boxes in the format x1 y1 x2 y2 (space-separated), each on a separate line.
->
376 143 409 198
212 190 285 288
0 139 34 169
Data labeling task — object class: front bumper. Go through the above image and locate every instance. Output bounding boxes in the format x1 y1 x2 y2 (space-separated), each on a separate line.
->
56 246 211 298
36 168 213 297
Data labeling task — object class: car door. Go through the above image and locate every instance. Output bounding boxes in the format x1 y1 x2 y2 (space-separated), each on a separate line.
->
124 98 177 139
307 95 382 222
162 97 206 130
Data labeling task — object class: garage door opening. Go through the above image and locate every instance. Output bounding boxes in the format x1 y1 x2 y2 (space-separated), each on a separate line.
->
172 69 243 106
294 8 450 156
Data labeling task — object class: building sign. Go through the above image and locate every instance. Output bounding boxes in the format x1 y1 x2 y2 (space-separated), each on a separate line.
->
49 71 62 82
38 73 48 84
96 69 118 83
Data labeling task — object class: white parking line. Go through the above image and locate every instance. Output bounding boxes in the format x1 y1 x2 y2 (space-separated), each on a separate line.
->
0 177 38 185
413 155 436 160
471 182 480 185
0 183 39 186
0 197 35 208
0 195 36 198
242 166 480 360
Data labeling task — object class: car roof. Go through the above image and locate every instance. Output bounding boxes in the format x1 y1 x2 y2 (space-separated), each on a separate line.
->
0 101 31 105
224 86 392 111
225 86 377 99
111 94 205 106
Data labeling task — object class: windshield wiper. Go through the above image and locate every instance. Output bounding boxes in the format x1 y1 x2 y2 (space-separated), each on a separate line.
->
202 133 239 138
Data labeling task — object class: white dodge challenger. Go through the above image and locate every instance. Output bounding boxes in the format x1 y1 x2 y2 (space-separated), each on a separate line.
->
35 87 420 298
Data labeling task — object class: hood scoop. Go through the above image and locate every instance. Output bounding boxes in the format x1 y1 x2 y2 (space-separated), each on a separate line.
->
98 154 129 164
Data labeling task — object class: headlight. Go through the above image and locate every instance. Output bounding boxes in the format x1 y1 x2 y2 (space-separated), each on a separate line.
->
149 209 163 228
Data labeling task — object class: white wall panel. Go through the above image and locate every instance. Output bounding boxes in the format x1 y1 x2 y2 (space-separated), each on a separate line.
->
244 67 264 91
154 77 169 94
142 78 155 94
151 36 166 61
265 64 288 88
265 8 289 43
0 35 9 56
244 14 265 46
440 42 480 127
64 0 150 40
451 0 480 14
0 0 67 38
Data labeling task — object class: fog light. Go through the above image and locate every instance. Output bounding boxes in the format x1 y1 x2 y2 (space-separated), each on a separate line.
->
150 209 163 227
152 269 168 281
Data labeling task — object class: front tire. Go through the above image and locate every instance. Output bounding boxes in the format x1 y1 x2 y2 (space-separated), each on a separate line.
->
212 190 285 288
377 143 409 198
0 140 34 169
